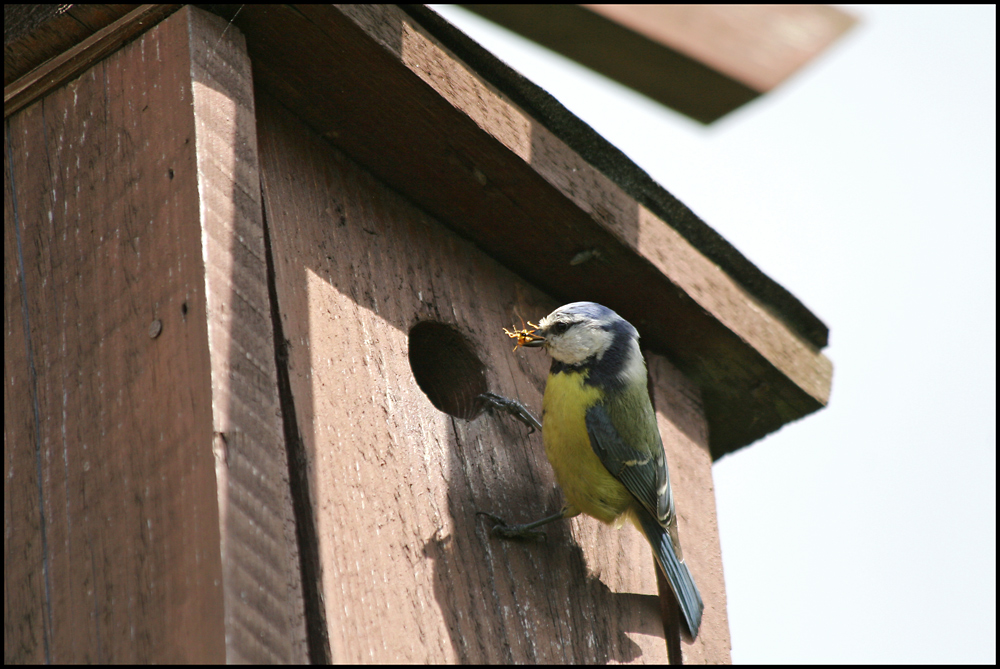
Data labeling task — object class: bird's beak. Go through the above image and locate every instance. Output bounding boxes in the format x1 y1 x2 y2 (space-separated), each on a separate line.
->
522 333 546 347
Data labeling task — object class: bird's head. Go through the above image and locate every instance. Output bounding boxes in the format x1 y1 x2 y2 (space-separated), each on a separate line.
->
523 301 639 366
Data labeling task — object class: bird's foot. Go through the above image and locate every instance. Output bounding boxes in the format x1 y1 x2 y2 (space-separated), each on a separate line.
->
476 512 547 541
478 392 542 433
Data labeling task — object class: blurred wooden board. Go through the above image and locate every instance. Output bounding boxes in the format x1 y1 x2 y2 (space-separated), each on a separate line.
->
463 4 857 123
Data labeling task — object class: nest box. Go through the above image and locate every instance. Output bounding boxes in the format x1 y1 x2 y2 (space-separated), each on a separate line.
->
5 5 833 664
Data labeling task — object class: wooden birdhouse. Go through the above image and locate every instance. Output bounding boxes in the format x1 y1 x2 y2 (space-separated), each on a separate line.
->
4 5 833 664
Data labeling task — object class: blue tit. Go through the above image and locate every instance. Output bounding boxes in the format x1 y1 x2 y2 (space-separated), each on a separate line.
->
484 301 703 639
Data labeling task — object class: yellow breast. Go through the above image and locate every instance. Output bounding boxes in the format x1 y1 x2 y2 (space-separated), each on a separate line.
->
542 370 633 524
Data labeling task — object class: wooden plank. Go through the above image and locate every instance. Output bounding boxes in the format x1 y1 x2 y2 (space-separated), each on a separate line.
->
461 5 855 122
185 7 309 663
4 9 224 662
4 109 49 664
224 4 832 459
459 3 752 124
4 7 309 662
258 92 685 662
585 5 858 93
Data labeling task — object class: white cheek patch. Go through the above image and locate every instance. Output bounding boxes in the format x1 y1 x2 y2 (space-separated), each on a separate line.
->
547 325 613 364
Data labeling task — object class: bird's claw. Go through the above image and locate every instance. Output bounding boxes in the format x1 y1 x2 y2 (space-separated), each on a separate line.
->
478 392 542 434
476 511 547 542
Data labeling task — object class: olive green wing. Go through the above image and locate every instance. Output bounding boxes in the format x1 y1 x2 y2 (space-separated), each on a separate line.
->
584 402 674 530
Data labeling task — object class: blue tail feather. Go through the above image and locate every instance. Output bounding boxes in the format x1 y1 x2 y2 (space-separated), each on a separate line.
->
636 510 703 639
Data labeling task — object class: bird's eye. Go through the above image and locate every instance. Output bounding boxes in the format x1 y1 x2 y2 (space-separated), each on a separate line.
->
550 321 570 335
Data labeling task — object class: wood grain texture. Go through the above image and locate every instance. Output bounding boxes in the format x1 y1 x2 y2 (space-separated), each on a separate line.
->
4 8 309 662
4 10 224 662
185 7 308 663
4 110 48 665
223 4 832 459
255 93 711 663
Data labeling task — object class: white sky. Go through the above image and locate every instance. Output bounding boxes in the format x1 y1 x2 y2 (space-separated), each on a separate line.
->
432 5 996 663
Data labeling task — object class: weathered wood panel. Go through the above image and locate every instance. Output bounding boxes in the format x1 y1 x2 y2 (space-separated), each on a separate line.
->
185 7 309 664
4 110 48 665
4 8 308 662
4 9 224 662
258 91 724 662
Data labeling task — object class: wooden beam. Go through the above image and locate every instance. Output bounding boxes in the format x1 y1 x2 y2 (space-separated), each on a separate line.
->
461 4 856 123
4 7 309 661
184 7 310 663
4 8 225 660
585 5 857 93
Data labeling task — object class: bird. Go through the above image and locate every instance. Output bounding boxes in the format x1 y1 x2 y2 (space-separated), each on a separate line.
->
481 301 703 639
